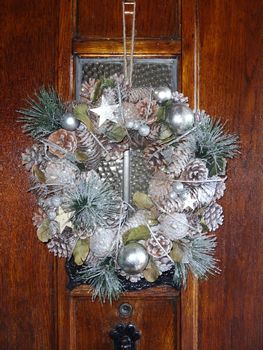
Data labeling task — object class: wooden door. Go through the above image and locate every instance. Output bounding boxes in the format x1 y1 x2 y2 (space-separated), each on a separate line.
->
0 1 262 349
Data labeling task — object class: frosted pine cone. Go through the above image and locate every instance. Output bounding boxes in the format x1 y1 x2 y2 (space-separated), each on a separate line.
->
172 91 189 105
162 197 184 213
48 129 77 158
144 143 167 171
22 144 45 171
183 158 208 185
80 79 97 104
168 136 196 177
203 203 224 231
155 256 174 272
75 124 101 170
145 234 172 258
32 207 47 227
191 181 217 207
47 227 77 258
214 178 226 200
73 228 93 240
136 98 158 120
148 172 172 206
127 87 152 103
45 158 77 185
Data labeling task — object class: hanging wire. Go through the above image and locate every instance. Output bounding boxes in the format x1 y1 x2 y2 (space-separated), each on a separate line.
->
122 0 136 87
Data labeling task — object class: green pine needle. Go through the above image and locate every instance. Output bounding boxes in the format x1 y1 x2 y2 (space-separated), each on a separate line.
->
75 258 123 303
194 114 239 170
18 87 65 139
64 172 121 231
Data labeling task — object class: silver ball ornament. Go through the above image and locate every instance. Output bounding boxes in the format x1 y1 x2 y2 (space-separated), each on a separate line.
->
153 87 172 103
61 113 80 131
51 196 61 207
117 242 149 275
169 191 178 200
166 104 194 134
172 182 184 193
133 121 140 130
126 120 135 129
138 124 150 137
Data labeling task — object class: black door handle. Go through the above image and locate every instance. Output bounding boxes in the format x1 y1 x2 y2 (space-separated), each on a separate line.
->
110 323 141 350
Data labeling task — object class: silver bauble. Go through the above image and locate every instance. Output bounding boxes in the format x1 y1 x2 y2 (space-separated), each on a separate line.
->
126 120 135 129
166 104 194 134
138 124 150 137
133 121 140 130
173 182 184 193
118 242 149 275
61 113 80 131
153 87 172 103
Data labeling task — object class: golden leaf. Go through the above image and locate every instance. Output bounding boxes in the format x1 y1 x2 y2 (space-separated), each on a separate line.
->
132 192 154 209
32 165 46 183
73 239 90 266
143 259 160 282
122 225 150 245
74 150 89 162
37 219 52 242
170 242 184 262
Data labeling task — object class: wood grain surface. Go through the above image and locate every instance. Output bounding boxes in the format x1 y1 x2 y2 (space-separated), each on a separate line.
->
76 0 180 40
0 1 59 349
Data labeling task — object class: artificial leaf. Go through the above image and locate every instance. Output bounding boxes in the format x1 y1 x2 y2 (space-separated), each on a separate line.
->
208 157 227 176
200 217 210 232
37 219 52 242
92 80 102 102
56 206 74 233
156 106 166 122
122 225 150 245
32 165 46 183
143 258 160 282
106 124 127 142
133 192 154 209
73 104 95 132
74 150 89 162
159 124 173 140
170 242 184 262
73 239 90 266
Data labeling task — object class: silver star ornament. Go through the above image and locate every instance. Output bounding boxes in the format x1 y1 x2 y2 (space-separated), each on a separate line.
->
90 96 120 127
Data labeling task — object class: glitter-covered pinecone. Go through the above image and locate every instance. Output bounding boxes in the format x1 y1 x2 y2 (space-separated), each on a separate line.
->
47 227 77 258
183 158 208 185
48 129 77 158
191 181 217 207
148 172 172 206
75 124 101 170
172 91 189 105
144 143 167 171
80 78 97 104
203 203 224 231
22 144 45 171
168 136 196 177
145 234 172 258
127 87 152 103
32 207 47 227
214 178 226 200
162 196 184 213
44 158 77 186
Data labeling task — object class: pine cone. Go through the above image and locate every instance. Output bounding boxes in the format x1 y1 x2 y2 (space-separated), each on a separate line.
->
48 129 77 158
22 144 45 171
172 91 189 105
155 256 174 272
144 143 167 171
80 79 97 104
147 123 160 141
47 227 77 258
168 136 196 177
203 203 224 231
75 124 101 170
73 228 93 240
135 98 158 120
162 197 184 213
191 181 217 207
183 158 208 184
145 234 172 258
32 207 47 227
148 172 173 206
127 87 152 103
44 158 77 185
214 178 226 200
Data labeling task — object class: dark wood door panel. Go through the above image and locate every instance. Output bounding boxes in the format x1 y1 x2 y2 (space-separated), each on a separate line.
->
76 0 181 40
69 286 179 349
0 1 59 349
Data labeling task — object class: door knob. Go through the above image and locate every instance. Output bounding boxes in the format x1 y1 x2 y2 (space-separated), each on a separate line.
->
110 323 141 350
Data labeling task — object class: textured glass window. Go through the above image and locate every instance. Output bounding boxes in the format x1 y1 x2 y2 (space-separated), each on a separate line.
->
75 58 178 98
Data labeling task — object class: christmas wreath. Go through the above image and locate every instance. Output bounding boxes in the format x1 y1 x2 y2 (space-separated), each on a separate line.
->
19 74 239 302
